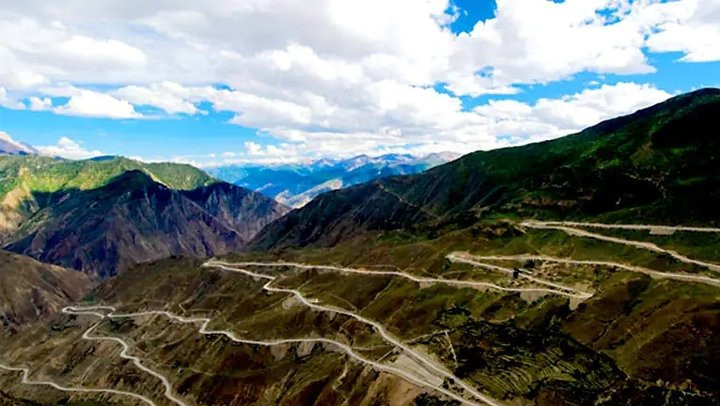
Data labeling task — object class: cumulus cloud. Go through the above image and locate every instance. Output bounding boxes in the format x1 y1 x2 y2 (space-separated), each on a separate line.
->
28 96 52 111
0 87 25 109
114 81 200 115
36 136 105 159
447 0 656 95
473 82 673 144
53 89 141 119
0 17 148 88
244 141 263 156
0 1 712 160
644 0 720 62
531 83 672 128
1 1 704 92
56 35 146 68
164 81 673 166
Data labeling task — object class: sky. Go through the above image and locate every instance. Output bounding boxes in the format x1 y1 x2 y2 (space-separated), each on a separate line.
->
0 0 718 167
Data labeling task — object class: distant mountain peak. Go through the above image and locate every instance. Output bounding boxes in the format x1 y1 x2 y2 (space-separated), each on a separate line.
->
0 156 286 278
103 169 164 191
209 152 458 208
311 157 337 168
0 132 38 156
424 151 461 161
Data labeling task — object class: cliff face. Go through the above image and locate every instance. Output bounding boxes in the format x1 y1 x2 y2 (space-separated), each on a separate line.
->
181 181 289 243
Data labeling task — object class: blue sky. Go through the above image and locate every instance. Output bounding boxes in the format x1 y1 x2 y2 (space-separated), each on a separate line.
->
0 0 718 166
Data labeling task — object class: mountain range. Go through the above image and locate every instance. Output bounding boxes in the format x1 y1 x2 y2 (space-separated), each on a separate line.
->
208 152 459 208
1 89 720 406
251 88 720 250
0 132 37 156
0 156 287 278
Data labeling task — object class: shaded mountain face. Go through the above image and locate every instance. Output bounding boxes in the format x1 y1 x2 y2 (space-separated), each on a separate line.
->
179 181 290 242
251 181 433 248
3 171 288 278
252 88 720 250
208 152 459 208
0 250 91 333
0 155 216 240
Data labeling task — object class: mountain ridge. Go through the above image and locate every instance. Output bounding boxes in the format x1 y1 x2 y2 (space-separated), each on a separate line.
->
252 88 720 250
2 168 288 278
209 152 459 208
0 155 219 240
0 133 37 156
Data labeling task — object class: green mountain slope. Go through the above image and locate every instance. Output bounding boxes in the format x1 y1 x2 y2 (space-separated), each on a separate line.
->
0 156 216 240
253 88 720 250
0 155 214 197
3 171 287 278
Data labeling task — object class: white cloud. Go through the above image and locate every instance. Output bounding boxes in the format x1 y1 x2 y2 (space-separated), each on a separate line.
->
0 1 711 162
644 0 720 62
114 81 200 115
0 87 25 109
244 141 263 156
164 81 673 166
171 81 677 163
531 82 673 130
36 136 105 159
0 17 148 89
215 89 313 128
0 1 681 93
242 141 292 158
53 89 141 118
56 35 146 68
447 0 656 95
28 96 52 111
473 82 673 144
0 70 47 90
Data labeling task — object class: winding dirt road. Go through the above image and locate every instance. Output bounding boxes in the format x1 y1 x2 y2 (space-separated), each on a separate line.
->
521 221 720 273
445 254 593 299
205 263 503 406
212 260 589 299
62 306 189 406
523 220 720 234
101 307 486 406
8 219 717 406
0 363 156 406
467 254 720 287
3 264 507 406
